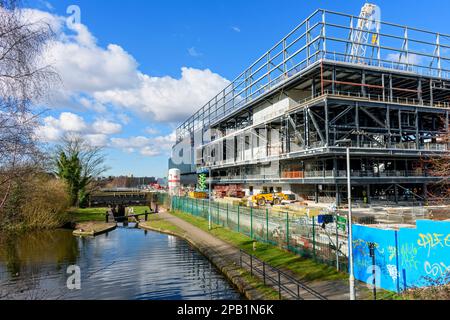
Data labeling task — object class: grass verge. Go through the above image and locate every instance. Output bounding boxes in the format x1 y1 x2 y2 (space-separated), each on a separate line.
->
140 214 185 234
240 270 281 300
170 210 402 300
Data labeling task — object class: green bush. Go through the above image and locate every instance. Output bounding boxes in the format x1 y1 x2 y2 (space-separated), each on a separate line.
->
0 174 70 231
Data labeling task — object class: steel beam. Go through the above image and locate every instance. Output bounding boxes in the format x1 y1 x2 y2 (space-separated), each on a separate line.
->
308 109 326 144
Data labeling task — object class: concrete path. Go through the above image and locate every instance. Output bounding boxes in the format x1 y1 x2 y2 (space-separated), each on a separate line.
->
153 209 371 300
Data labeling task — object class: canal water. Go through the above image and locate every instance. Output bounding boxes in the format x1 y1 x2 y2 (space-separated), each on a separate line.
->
0 225 242 300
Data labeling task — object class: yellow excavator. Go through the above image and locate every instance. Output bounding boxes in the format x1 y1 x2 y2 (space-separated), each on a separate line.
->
251 192 290 206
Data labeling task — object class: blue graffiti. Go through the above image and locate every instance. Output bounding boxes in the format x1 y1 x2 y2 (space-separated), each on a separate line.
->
352 220 450 292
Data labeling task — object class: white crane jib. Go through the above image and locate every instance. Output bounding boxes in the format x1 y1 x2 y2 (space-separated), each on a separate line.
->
348 3 381 64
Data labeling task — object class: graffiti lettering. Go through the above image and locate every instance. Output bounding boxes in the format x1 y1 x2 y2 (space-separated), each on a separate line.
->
386 265 399 283
400 243 419 270
424 261 450 278
353 239 385 256
388 246 397 262
365 265 382 290
417 233 450 257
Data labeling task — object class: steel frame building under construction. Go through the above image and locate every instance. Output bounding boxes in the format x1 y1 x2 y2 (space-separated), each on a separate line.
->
170 6 450 205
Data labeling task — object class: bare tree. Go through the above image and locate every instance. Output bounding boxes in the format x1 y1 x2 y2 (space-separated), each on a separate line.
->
423 122 450 203
0 1 57 211
55 134 109 207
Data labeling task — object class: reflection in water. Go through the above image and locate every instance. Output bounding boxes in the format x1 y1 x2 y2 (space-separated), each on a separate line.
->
0 227 241 300
0 230 79 277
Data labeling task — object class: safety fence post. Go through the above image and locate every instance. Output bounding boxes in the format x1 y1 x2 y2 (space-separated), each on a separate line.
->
217 202 220 225
312 216 316 261
263 261 266 285
278 271 282 300
250 207 254 239
238 205 240 233
335 213 340 271
226 203 229 228
286 212 290 249
266 208 269 243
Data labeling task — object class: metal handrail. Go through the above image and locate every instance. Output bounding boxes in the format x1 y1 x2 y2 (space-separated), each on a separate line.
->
239 249 327 300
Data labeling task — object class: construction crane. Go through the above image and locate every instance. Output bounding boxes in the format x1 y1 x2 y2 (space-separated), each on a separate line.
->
347 3 381 64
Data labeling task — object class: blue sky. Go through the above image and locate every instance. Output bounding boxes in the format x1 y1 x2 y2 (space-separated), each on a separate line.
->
25 0 450 178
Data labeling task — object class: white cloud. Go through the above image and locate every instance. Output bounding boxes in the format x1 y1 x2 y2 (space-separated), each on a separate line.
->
36 112 122 145
111 132 175 157
36 123 61 142
45 41 140 93
37 0 54 11
188 47 202 57
21 8 64 34
79 96 107 113
25 8 230 160
58 112 87 132
145 127 160 135
93 119 122 135
231 26 241 33
94 67 229 122
84 134 109 147
386 53 422 66
27 8 230 123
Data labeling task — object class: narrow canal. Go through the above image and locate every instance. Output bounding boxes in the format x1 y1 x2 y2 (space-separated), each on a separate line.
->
0 225 242 300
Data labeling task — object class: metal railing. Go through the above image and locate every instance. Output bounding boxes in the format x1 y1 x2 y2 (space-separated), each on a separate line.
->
176 8 450 142
325 89 450 109
172 196 349 272
239 250 327 300
211 169 435 182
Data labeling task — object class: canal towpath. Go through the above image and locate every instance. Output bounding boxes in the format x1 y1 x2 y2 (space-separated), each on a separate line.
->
141 209 371 300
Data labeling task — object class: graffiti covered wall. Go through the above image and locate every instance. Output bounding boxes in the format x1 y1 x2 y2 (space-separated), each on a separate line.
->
352 220 450 292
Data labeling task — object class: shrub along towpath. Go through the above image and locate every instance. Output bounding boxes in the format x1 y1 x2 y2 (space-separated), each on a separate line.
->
140 208 375 300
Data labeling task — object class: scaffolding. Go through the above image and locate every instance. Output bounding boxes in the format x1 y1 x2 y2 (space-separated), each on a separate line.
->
176 8 450 143
171 8 450 204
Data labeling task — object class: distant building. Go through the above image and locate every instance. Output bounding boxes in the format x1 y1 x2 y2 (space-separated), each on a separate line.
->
157 177 168 187
106 176 157 189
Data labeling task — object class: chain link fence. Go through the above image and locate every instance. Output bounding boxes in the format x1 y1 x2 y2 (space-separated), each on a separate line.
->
171 196 349 272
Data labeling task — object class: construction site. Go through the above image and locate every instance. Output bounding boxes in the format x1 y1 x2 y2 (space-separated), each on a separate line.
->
169 4 450 221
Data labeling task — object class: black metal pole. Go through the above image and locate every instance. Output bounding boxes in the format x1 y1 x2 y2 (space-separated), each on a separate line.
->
369 242 377 300
263 262 266 285
372 253 377 300
278 271 282 300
